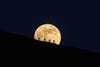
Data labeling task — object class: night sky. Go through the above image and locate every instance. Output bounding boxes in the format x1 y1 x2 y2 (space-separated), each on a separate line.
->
0 1 100 52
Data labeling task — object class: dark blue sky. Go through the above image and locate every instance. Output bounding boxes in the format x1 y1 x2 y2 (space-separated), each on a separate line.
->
0 0 100 52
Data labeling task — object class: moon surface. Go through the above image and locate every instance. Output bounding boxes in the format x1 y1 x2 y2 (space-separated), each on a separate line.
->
34 24 61 45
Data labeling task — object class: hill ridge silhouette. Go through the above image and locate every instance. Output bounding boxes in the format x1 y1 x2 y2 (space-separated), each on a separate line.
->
1 29 100 63
0 30 99 54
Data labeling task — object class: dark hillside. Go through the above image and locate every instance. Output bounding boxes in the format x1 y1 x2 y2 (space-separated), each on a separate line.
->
0 30 99 63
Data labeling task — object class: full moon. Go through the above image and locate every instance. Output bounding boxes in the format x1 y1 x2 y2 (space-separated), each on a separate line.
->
34 24 61 45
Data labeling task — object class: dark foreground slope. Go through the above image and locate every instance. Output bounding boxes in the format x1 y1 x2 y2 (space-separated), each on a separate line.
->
0 30 100 63
0 30 99 52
